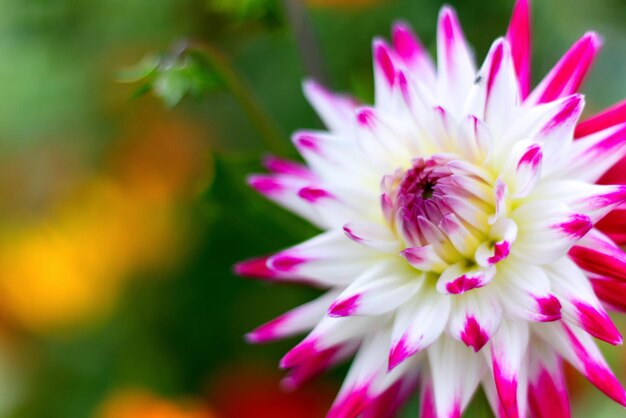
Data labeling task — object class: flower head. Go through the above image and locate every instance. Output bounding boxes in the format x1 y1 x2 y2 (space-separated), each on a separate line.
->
237 1 626 416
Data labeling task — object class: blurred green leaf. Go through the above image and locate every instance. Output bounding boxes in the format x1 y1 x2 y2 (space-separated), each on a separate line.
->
120 49 225 108
153 65 191 107
117 53 160 83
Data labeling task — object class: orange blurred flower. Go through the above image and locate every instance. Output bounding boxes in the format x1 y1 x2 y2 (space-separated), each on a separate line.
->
96 389 216 418
0 110 211 333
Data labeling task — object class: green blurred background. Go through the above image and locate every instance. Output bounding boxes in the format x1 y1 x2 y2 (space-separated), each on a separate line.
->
0 0 625 417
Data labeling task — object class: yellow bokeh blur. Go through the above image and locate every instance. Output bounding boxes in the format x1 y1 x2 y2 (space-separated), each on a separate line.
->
0 108 211 333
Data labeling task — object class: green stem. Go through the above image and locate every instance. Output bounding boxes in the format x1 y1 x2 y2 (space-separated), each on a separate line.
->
188 41 290 156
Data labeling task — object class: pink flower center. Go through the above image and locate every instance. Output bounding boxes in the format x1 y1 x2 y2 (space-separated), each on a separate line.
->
382 156 492 250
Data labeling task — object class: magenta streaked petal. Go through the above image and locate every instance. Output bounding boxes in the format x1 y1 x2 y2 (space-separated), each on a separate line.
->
280 338 321 369
449 291 501 352
262 155 314 178
392 22 428 65
489 322 529 418
553 213 593 239
563 123 626 183
569 233 626 282
438 263 495 295
327 384 371 418
486 39 505 96
561 323 626 407
390 290 450 371
246 314 290 343
268 253 307 272
233 256 275 279
248 175 285 195
513 142 543 197
445 274 485 294
328 263 423 318
535 295 563 322
528 369 571 418
497 260 560 322
490 178 507 224
297 186 333 203
460 316 490 352
541 94 585 136
400 245 447 272
591 278 626 312
281 342 357 390
374 39 396 87
247 291 337 344
531 32 602 104
576 99 626 139
362 373 419 418
528 343 571 418
465 38 519 136
596 208 626 245
388 335 416 372
419 381 437 418
328 294 361 318
489 241 511 264
357 107 376 128
493 361 519 418
292 131 324 156
506 0 531 98
573 300 622 345
343 221 399 253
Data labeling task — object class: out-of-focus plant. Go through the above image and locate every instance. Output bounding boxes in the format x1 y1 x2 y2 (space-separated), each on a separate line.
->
118 49 223 108
121 42 288 155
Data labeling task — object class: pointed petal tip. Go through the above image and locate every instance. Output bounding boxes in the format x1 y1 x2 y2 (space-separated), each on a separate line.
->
575 301 623 346
244 332 261 344
247 175 284 195
233 256 275 279
439 4 458 19
280 340 317 369
373 39 396 86
583 31 604 47
387 337 417 373
328 294 361 318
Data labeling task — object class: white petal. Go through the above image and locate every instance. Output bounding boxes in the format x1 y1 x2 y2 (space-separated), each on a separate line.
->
328 261 424 317
436 6 476 117
266 230 379 286
486 320 530 418
303 79 358 135
448 289 502 351
389 286 451 371
427 336 486 417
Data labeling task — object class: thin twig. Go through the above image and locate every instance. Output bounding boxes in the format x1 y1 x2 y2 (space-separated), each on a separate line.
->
187 41 290 156
282 0 329 85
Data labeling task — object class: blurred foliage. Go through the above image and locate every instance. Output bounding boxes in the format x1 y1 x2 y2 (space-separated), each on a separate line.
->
206 0 282 24
0 0 624 417
119 49 224 107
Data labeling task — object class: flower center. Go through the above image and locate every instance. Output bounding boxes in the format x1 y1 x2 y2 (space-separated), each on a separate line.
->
382 155 516 293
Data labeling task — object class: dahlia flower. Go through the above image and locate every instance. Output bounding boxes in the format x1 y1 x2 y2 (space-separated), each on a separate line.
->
236 1 626 416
